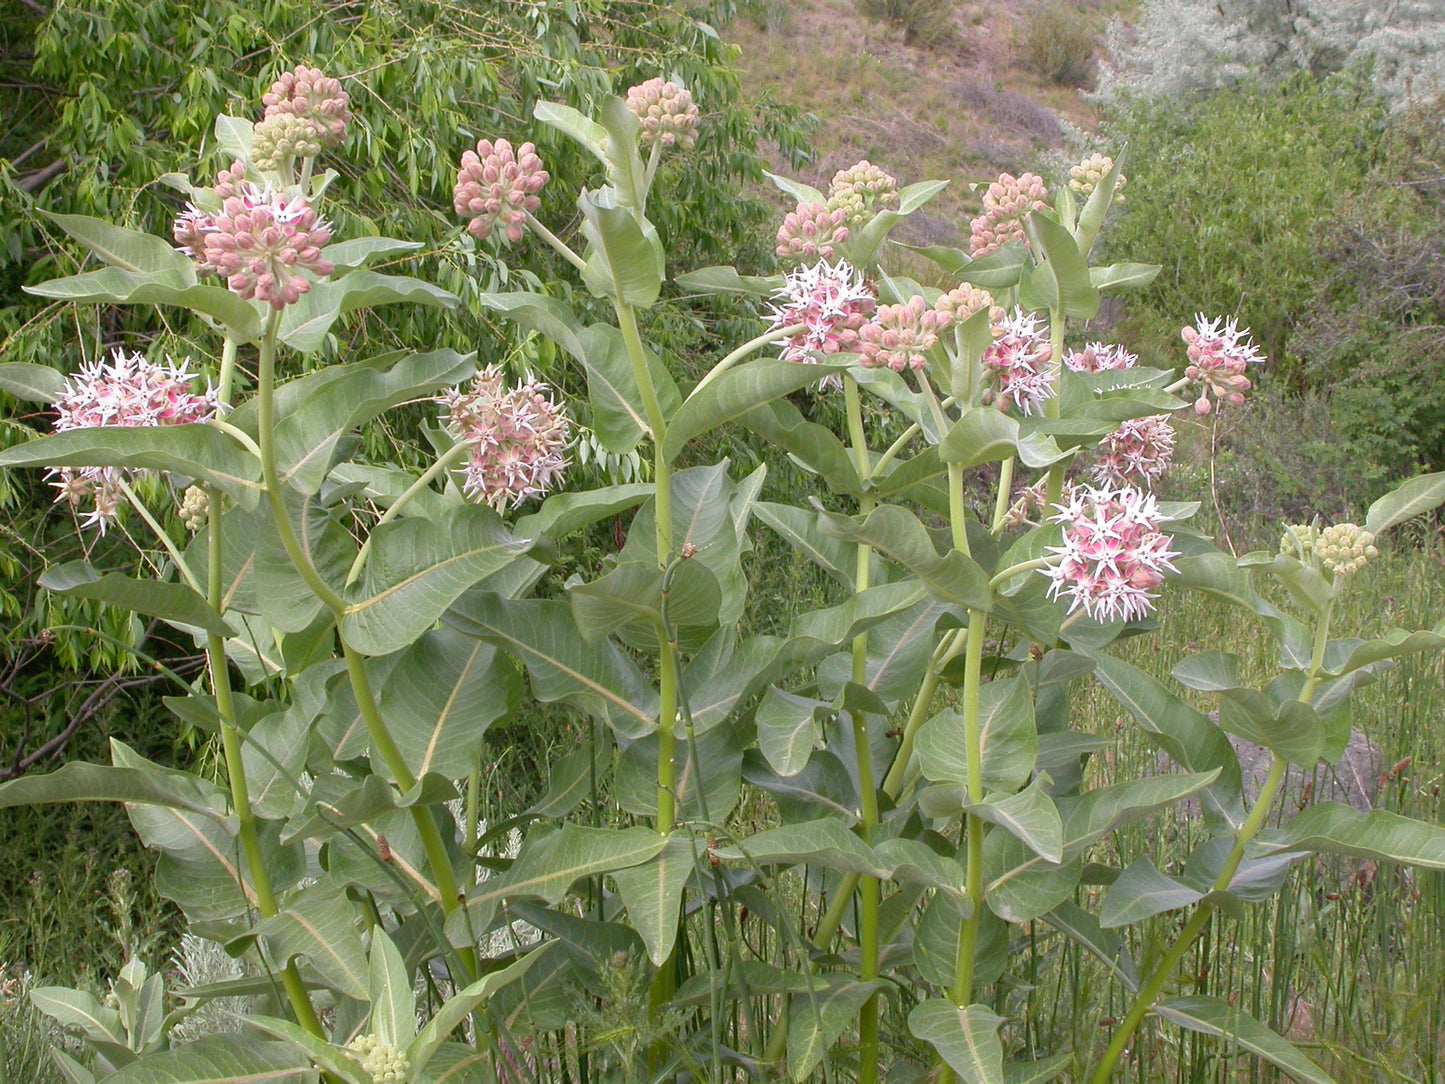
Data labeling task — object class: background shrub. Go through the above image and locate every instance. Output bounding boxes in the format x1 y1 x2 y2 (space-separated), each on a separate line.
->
1018 4 1097 88
857 0 957 46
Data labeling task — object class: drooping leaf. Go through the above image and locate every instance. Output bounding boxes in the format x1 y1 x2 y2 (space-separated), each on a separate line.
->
909 1001 1006 1084
665 357 848 460
756 686 829 777
1090 262 1161 292
612 837 696 966
818 504 992 610
41 211 196 274
408 951 543 1071
753 500 855 590
575 323 681 453
0 749 228 817
764 170 825 205
476 291 587 363
1155 996 1338 1084
1100 857 1204 928
24 268 262 340
788 980 884 1082
278 271 459 354
322 237 424 274
984 828 1082 922
478 824 666 909
0 361 65 403
578 188 664 307
875 837 969 901
39 561 233 638
235 880 370 1000
533 100 608 162
614 722 744 822
715 819 887 878
513 484 653 541
673 264 782 296
1254 803 1445 869
970 778 1063 863
940 409 1020 467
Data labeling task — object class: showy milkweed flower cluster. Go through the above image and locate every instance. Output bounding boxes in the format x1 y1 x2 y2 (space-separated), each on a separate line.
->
828 160 899 228
625 78 700 150
261 64 351 149
1068 153 1126 203
933 283 1003 327
857 295 950 372
1090 414 1176 488
1283 521 1379 577
776 202 850 263
766 260 876 384
969 172 1048 258
1043 485 1180 622
982 309 1054 415
1063 341 1137 374
202 185 334 309
454 139 550 244
48 350 219 533
1181 315 1263 414
439 367 571 510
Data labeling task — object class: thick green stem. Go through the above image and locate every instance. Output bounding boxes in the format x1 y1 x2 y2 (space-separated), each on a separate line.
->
203 483 323 1037
1044 307 1067 509
689 323 804 397
255 312 471 972
949 614 988 1006
845 374 881 1084
991 457 1015 535
345 442 470 587
1088 600 1334 1083
523 211 588 273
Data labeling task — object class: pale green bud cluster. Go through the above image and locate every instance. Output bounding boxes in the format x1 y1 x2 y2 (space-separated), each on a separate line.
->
178 485 209 533
251 113 323 171
347 1033 410 1083
1316 522 1378 575
1069 152 1126 203
827 159 898 227
1279 522 1320 561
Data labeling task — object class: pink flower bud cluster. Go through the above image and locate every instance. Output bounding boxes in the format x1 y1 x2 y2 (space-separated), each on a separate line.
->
856 295 950 372
439 366 571 510
1181 315 1263 414
933 283 1003 327
625 78 700 150
1063 341 1137 374
202 185 334 309
776 202 849 263
969 172 1048 258
1069 153 1126 203
453 139 549 244
767 260 877 384
48 349 219 533
213 159 253 200
172 160 256 275
1042 484 1180 623
982 309 1055 415
1090 414 1176 488
827 160 899 227
262 64 350 149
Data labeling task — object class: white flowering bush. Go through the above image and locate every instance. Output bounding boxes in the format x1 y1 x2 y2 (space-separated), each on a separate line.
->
2 58 1445 1084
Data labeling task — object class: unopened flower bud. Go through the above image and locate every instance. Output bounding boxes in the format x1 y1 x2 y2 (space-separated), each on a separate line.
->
625 78 700 150
178 485 209 533
262 64 350 148
969 172 1048 258
453 138 549 244
346 1034 410 1084
1069 152 1126 203
1316 523 1378 576
251 113 323 172
857 295 949 372
827 160 898 227
933 283 1002 326
776 201 849 262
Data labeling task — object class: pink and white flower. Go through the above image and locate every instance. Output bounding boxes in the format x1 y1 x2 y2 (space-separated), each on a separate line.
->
439 366 571 510
969 172 1048 258
983 309 1055 415
453 139 549 244
202 184 334 309
1063 341 1137 374
856 295 950 372
766 260 876 385
1090 414 1176 488
1041 484 1180 622
48 349 219 533
1181 315 1263 415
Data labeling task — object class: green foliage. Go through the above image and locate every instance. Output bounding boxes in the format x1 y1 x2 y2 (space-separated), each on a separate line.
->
1018 5 1098 88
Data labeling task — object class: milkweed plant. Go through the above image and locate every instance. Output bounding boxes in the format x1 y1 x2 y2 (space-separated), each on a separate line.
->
2 60 1444 1084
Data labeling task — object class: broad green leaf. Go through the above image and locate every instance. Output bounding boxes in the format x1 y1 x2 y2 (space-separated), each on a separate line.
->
39 561 233 638
1090 262 1161 292
1172 651 1242 692
1100 857 1203 927
533 100 608 162
24 268 263 339
241 695 314 820
818 504 991 610
240 1018 367 1082
875 837 968 900
894 241 970 277
757 686 828 777
715 819 888 877
41 211 195 274
740 398 861 496
1084 650 1245 834
0 361 64 403
674 265 782 296
753 500 854 589
103 1037 316 1084
476 291 586 363
567 558 720 645
816 595 951 709
970 778 1063 863
764 170 825 205
788 980 883 1082
940 409 1019 467
1365 470 1445 535
909 1001 1006 1084
236 881 369 999
378 627 521 781
278 271 459 354
1061 771 1221 855
847 180 949 265
527 741 607 818
982 830 1083 922
673 961 833 1007
323 237 424 273
29 988 124 1044
597 96 647 209
665 357 847 460
445 595 658 738
1156 996 1338 1084
408 951 543 1071
343 506 534 656
742 749 858 824
578 188 664 307
1024 213 1099 319
916 676 1037 793
1324 626 1445 677
869 445 947 501
1219 690 1324 767
214 113 254 162
0 747 230 819
0 423 260 502
481 824 665 907
1073 148 1126 255
612 837 695 966
576 323 681 453
615 723 743 821
367 929 415 1047
1255 802 1445 869
255 489 351 633
233 348 475 493
513 484 653 540
957 240 1029 289
1004 1055 1074 1084
1043 902 1137 991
